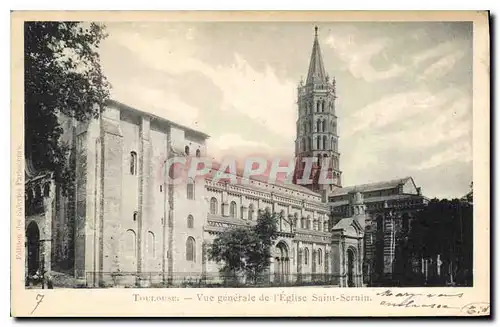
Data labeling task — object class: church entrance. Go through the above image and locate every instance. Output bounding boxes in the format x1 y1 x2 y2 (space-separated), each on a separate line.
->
26 221 40 276
275 242 290 284
347 248 355 287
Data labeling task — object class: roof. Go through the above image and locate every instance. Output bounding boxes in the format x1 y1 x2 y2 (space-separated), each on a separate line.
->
208 162 321 197
333 217 355 230
330 177 414 196
251 173 321 196
107 99 210 139
306 27 327 85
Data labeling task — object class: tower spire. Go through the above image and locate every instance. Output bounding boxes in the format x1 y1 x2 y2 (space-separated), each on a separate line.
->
306 26 326 85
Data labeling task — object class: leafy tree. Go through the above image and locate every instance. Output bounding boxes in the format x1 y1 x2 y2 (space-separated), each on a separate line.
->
405 198 473 286
25 22 110 194
208 211 278 284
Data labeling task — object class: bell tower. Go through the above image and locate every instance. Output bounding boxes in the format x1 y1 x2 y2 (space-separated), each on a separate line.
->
294 26 342 192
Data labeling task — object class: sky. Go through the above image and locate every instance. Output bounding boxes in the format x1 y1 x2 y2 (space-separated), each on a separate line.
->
97 21 473 200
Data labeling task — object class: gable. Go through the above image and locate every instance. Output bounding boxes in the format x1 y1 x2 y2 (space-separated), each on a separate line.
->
345 225 357 236
333 217 363 237
402 177 418 195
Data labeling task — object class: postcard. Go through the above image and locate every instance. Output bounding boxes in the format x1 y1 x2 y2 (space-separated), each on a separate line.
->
11 10 490 317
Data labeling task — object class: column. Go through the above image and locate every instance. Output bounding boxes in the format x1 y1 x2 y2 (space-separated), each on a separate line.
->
357 238 363 287
99 107 123 285
201 241 208 282
43 186 53 274
297 242 303 283
270 193 276 214
221 190 229 217
325 250 329 274
340 238 346 287
138 116 150 282
272 257 279 283
240 196 248 220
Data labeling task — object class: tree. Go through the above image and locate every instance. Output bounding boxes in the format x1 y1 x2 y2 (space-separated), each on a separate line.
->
208 211 278 285
405 198 473 286
25 22 110 194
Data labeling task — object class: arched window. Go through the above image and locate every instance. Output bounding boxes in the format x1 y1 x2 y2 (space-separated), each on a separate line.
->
318 248 323 266
240 206 244 219
185 146 190 155
210 197 218 215
248 204 254 220
279 210 285 228
304 248 309 265
148 231 155 258
316 101 320 112
230 201 237 218
187 178 195 200
34 185 41 199
133 211 138 222
323 135 327 150
196 149 201 157
322 120 326 132
43 183 50 197
187 215 194 228
322 100 326 112
125 229 136 258
307 216 312 230
316 137 321 150
26 187 32 207
333 122 337 134
377 215 384 232
130 151 137 175
301 217 305 229
186 237 196 262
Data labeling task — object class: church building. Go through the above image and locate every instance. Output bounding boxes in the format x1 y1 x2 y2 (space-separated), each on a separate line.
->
24 27 428 288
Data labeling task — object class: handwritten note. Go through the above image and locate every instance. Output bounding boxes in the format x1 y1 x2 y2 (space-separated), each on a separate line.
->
460 302 491 316
376 290 489 316
31 293 44 315
377 289 463 309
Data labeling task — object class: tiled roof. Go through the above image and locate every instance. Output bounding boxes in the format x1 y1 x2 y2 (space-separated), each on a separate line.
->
208 162 321 197
333 217 354 230
330 177 413 196
108 99 210 139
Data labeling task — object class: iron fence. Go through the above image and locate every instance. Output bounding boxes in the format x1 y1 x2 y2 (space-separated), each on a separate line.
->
84 272 350 288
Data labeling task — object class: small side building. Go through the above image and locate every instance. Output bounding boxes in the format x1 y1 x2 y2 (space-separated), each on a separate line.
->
328 177 429 285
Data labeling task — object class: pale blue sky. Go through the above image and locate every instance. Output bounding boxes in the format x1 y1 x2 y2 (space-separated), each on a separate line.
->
98 21 472 199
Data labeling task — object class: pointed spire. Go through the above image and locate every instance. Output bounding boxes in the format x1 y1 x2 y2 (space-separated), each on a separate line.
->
306 26 326 85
